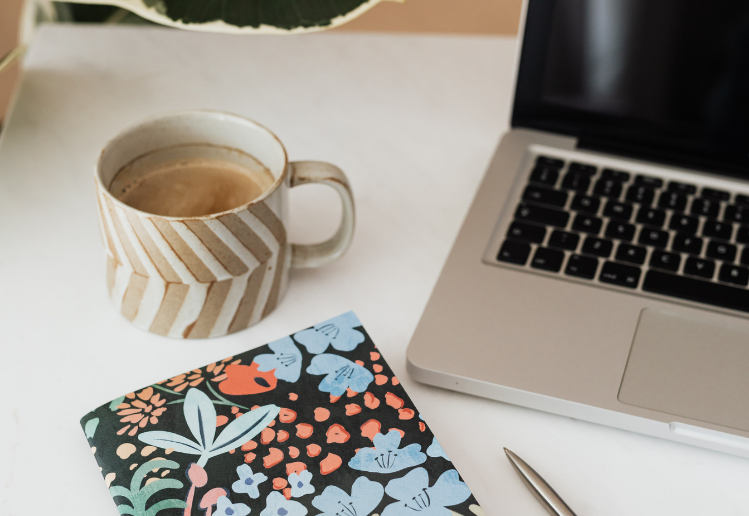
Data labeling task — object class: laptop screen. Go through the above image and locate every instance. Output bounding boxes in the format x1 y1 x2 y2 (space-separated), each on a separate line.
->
513 0 749 176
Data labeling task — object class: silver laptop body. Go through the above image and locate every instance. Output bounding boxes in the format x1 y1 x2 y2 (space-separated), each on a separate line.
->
408 0 749 458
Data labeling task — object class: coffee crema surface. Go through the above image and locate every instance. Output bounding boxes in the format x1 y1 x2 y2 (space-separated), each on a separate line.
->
111 157 275 217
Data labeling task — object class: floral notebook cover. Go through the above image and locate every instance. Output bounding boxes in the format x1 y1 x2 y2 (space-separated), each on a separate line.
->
81 312 484 516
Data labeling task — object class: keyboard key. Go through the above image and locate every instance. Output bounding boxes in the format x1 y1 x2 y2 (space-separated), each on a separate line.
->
616 244 647 264
565 254 598 279
737 226 749 244
605 221 636 241
603 201 633 221
561 172 591 192
668 214 699 234
531 247 565 272
719 264 749 286
671 234 703 255
529 166 559 186
548 230 579 251
602 168 630 182
600 261 641 288
594 178 622 198
568 162 597 175
507 222 546 243
742 248 749 266
724 205 749 223
702 219 733 240
638 227 669 248
570 194 600 214
684 257 715 279
497 240 531 265
643 270 749 312
701 187 730 201
658 191 687 211
582 237 613 257
706 240 737 262
735 194 749 206
668 181 697 195
522 185 568 207
691 198 721 217
626 185 655 205
515 202 570 228
635 175 663 188
649 250 681 272
536 156 564 169
636 207 666 227
572 214 603 234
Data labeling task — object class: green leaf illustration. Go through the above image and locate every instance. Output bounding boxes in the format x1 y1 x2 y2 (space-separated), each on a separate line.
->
208 404 278 457
84 418 99 438
138 387 279 466
109 459 186 516
184 388 217 450
137 431 204 455
109 396 126 411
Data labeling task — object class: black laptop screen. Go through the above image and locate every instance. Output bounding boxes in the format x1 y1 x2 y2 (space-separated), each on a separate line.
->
513 0 749 176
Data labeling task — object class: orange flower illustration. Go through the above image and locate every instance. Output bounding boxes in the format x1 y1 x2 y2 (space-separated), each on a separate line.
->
116 387 167 437
162 357 241 392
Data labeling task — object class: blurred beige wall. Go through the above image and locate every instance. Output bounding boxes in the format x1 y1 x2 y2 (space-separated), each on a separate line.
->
340 0 523 35
0 0 523 122
0 0 23 125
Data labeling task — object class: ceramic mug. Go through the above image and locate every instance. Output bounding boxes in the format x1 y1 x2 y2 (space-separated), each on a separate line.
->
95 110 355 338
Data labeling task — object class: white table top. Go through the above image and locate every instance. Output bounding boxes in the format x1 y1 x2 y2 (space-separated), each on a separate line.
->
1 25 748 516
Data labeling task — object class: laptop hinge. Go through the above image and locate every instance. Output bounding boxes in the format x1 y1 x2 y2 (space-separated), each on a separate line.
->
577 136 749 179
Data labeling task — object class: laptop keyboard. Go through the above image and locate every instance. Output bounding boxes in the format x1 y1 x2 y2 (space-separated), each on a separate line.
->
496 155 749 313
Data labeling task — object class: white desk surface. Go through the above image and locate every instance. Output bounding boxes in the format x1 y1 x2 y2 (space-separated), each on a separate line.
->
1 25 748 516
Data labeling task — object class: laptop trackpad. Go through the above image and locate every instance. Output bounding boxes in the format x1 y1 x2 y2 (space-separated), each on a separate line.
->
619 308 749 431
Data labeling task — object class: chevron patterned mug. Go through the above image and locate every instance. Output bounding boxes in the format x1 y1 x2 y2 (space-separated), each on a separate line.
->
95 110 355 338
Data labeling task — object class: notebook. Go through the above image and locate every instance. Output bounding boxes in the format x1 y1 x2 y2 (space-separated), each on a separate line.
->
81 312 484 516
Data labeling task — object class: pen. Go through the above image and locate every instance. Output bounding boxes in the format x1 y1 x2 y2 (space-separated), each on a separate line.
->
504 448 577 516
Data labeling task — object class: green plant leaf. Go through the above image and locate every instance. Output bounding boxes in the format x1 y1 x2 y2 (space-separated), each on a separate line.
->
59 0 394 33
84 418 99 438
144 498 188 516
109 396 126 411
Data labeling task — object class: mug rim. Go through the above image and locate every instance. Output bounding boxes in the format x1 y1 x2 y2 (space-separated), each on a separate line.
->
95 109 289 221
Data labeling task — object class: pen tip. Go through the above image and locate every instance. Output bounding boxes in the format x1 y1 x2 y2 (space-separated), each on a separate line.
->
503 447 510 455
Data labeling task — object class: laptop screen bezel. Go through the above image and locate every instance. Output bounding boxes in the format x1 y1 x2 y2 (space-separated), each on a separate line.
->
511 0 749 177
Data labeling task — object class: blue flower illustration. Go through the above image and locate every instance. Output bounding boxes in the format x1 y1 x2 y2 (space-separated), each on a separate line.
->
260 491 308 516
426 437 450 461
217 496 251 516
232 464 268 499
288 470 315 498
312 477 384 516
381 468 471 516
255 337 303 383
348 430 426 473
306 354 374 396
294 312 365 354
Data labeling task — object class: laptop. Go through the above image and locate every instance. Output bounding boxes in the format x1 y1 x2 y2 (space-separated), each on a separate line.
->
407 0 749 457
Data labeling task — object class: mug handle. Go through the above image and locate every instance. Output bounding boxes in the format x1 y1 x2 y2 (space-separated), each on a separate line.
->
289 161 355 269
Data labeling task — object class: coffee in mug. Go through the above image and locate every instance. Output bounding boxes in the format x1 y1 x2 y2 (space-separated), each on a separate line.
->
95 111 355 339
110 145 275 217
